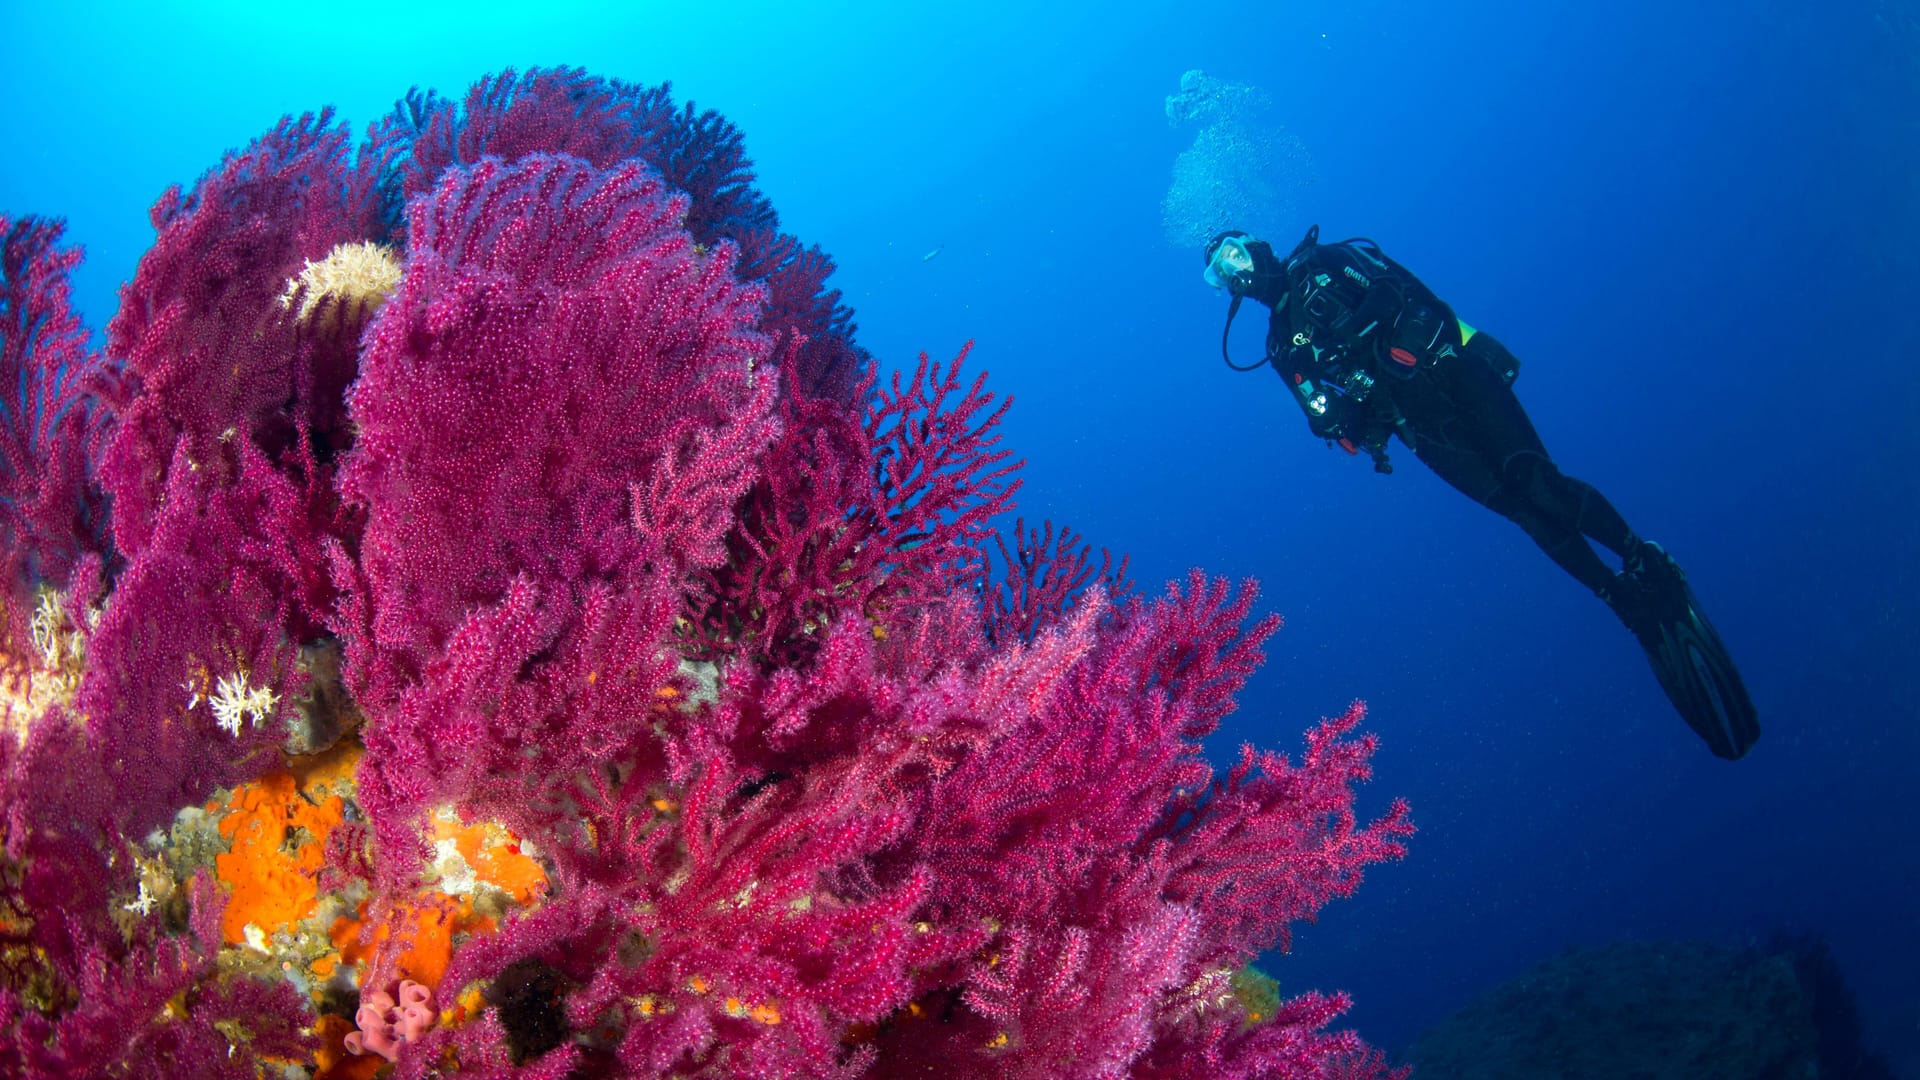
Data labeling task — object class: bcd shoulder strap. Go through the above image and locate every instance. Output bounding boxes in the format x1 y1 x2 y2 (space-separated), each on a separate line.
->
1289 238 1406 347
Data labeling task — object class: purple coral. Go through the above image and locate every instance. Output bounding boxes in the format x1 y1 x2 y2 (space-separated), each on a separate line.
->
381 576 1409 1079
98 109 388 560
335 151 780 897
379 66 870 402
0 215 111 655
685 343 1022 672
0 67 1411 1080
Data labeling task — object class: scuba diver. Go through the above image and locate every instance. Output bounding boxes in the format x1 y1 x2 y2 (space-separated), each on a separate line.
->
1203 226 1759 759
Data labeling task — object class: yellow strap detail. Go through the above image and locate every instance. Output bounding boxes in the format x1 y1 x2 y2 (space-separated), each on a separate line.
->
1457 317 1477 345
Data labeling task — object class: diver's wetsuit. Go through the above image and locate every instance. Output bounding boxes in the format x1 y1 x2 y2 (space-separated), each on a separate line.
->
1210 225 1759 759
1258 232 1638 598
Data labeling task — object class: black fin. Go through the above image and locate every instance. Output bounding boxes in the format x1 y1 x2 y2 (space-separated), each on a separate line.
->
1621 545 1761 760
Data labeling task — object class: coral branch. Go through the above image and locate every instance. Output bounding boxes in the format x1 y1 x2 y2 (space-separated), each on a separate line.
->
0 216 111 661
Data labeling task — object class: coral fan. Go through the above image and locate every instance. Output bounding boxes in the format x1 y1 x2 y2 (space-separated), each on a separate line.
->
0 67 1410 1079
0 217 110 666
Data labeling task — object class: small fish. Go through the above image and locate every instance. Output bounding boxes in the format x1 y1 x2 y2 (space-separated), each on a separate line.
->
922 244 944 262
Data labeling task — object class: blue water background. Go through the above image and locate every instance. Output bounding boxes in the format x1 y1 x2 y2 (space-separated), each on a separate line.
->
4 0 1915 1068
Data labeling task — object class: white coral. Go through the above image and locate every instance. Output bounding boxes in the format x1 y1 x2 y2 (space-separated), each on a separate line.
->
278 240 402 326
208 671 279 737
122 880 158 916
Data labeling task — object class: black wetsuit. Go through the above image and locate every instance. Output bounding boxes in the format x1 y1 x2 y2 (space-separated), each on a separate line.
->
1260 235 1639 598
1216 227 1759 758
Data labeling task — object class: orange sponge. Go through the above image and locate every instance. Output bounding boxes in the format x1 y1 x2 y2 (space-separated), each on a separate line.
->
213 769 346 946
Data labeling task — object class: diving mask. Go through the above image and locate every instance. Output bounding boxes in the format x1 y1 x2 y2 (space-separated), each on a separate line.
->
1202 234 1257 291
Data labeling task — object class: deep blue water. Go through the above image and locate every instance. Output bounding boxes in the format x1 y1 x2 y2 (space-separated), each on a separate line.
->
4 0 1915 1070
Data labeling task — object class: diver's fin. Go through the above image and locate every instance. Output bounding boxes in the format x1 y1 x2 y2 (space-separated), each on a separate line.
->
1616 543 1761 760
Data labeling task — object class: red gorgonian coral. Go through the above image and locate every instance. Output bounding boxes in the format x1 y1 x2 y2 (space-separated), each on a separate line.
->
0 68 1411 1080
